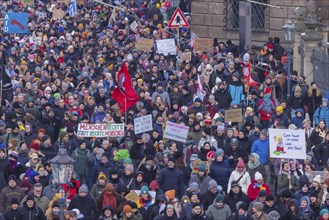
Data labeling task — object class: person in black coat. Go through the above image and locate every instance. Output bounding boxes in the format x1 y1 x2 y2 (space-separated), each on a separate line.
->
188 202 210 220
68 184 99 220
314 132 329 168
16 193 45 220
214 82 232 109
200 179 219 210
3 198 20 220
138 155 157 185
224 181 250 213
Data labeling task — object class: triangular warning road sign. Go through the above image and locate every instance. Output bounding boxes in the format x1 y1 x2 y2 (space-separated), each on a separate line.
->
168 8 189 28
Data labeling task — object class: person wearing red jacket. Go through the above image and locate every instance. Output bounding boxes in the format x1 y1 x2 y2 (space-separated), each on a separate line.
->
247 171 270 201
258 88 276 128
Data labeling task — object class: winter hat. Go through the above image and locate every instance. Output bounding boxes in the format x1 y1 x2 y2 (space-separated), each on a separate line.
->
323 98 328 104
255 124 264 131
254 171 263 180
181 195 190 204
276 106 283 113
9 151 18 159
215 194 224 203
149 180 159 190
192 203 202 208
52 201 60 208
215 148 224 158
168 156 175 163
238 202 248 211
236 159 245 168
231 181 240 188
232 71 240 79
26 193 34 202
208 179 218 190
41 135 50 142
206 151 215 160
105 183 114 192
190 154 199 161
11 197 19 205
123 158 132 164
266 195 275 201
253 202 264 212
313 174 321 184
264 88 271 94
198 164 207 172
243 53 250 62
8 175 17 182
98 173 106 180
310 190 318 198
123 205 132 214
38 128 46 135
79 184 89 194
165 190 176 200
189 182 199 191
320 209 329 217
281 188 292 198
260 129 268 137
259 190 267 197
141 185 149 195
125 164 134 173
268 211 280 220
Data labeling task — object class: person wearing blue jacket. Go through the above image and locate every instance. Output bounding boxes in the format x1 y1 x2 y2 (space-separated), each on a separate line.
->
157 156 185 198
313 98 329 126
251 129 270 183
228 72 245 107
251 129 269 165
209 148 231 193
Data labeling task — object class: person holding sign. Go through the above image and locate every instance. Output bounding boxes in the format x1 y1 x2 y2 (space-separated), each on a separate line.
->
277 162 299 192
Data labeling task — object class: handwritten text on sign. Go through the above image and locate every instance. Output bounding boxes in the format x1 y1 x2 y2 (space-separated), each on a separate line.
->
164 121 189 142
269 128 306 159
77 123 124 137
134 114 153 134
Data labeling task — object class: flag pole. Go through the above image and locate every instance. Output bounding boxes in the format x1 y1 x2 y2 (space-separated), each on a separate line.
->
125 96 127 125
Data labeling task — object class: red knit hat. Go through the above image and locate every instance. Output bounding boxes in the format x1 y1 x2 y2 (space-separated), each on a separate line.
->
237 159 245 168
38 128 46 135
206 151 215 159
264 88 271 94
149 180 159 190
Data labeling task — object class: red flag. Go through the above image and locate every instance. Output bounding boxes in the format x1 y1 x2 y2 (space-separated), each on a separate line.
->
243 62 257 86
112 64 139 113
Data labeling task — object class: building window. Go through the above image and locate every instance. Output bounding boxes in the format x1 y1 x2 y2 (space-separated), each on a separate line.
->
224 0 269 32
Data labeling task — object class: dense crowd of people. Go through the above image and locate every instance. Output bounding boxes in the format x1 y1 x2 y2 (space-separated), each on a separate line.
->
1 0 329 220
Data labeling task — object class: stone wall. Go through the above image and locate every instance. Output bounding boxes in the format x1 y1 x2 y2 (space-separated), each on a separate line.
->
191 0 328 46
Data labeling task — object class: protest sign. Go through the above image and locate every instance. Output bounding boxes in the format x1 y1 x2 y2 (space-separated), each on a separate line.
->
125 191 139 203
59 0 70 4
130 21 138 32
180 52 191 61
224 108 242 123
194 38 213 52
53 9 66 19
76 0 84 4
29 36 42 46
156 39 176 55
164 121 189 142
269 128 306 159
77 123 124 137
134 114 153 134
135 38 154 52
22 0 34 5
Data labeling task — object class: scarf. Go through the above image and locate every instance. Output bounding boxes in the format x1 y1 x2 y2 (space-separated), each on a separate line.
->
9 160 18 170
103 192 117 213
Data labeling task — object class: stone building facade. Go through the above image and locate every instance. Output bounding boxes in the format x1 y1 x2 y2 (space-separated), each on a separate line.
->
191 0 329 45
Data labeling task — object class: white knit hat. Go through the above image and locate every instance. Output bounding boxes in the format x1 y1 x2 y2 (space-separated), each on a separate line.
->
313 174 321 184
255 171 263 180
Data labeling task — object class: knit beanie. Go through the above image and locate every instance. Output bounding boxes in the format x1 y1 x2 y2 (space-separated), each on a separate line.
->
124 158 132 164
208 179 218 190
236 159 245 168
123 205 132 214
141 185 149 195
105 183 114 192
260 129 268 137
198 164 207 172
254 171 263 180
189 182 199 191
98 173 106 180
253 202 264 212
215 194 224 203
313 174 321 184
79 184 89 194
215 148 224 159
320 209 329 217
165 190 175 200
276 106 283 113
125 164 134 173
149 180 159 190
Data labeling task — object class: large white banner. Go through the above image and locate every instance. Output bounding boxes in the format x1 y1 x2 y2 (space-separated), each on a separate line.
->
77 123 125 137
269 128 306 159
156 39 176 55
134 114 153 134
164 121 189 142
